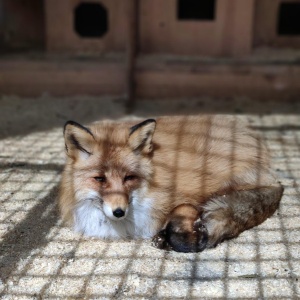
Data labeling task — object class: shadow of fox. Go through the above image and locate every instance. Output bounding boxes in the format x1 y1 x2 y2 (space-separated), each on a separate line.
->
59 115 283 253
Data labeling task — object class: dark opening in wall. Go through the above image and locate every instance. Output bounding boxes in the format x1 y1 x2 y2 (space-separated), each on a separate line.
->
177 0 216 21
74 2 108 38
278 2 300 35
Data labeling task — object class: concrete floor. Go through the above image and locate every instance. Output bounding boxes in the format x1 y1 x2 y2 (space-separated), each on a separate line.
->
0 95 299 299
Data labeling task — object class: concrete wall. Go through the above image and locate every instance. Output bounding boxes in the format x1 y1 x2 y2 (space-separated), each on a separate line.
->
45 0 129 54
140 0 254 56
0 0 44 52
1 0 300 55
1 0 300 98
254 0 300 48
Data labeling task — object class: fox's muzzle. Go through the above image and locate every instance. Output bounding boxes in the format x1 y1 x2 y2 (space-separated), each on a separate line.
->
102 192 129 221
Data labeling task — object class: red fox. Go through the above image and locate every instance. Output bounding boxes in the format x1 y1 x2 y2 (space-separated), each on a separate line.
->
59 116 283 252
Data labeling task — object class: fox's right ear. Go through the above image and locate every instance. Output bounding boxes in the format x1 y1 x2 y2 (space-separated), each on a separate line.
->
63 121 95 159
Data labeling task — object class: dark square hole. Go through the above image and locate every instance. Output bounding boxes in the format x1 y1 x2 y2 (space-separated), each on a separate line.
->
75 2 108 38
278 2 300 35
177 0 216 21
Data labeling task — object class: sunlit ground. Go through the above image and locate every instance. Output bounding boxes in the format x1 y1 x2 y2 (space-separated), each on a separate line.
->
0 96 299 299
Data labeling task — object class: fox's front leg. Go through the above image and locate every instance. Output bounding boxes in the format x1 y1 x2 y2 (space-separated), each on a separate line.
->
152 204 208 253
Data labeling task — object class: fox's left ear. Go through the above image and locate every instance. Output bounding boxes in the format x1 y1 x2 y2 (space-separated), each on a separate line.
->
128 119 156 154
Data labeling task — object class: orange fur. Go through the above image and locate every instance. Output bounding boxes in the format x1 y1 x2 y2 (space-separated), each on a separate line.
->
59 115 280 245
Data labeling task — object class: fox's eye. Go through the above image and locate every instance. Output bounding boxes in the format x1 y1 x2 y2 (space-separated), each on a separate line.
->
94 176 106 183
124 175 137 182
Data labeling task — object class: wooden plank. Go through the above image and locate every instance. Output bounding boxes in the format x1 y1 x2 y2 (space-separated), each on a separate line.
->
0 59 125 96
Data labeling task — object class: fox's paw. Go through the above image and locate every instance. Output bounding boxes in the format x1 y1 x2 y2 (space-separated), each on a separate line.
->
151 218 208 253
192 218 209 251
152 230 172 251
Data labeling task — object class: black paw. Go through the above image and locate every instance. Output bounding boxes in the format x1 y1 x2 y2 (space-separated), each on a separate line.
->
151 230 172 251
192 218 209 252
151 219 208 253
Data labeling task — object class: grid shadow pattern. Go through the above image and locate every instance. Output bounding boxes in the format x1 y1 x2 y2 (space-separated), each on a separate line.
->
0 115 299 299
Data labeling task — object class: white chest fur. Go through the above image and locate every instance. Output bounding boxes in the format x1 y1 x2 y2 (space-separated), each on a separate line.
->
73 191 155 239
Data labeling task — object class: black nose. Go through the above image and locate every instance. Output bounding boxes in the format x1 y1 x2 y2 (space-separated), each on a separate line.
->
113 208 125 218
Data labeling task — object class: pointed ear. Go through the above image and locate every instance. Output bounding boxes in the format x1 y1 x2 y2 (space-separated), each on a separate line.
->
64 121 95 159
128 119 156 154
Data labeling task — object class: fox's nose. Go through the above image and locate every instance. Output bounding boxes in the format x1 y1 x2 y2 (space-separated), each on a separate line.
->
113 208 125 218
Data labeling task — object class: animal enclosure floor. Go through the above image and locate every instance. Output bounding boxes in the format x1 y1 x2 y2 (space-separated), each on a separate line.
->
0 96 299 299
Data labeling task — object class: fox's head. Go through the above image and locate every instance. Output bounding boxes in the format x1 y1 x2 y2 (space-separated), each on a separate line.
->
63 119 156 221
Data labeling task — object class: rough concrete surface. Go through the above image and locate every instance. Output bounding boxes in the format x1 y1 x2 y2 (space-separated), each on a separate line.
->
0 95 299 299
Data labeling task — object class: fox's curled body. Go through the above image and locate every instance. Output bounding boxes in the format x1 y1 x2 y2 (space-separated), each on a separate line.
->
59 116 283 252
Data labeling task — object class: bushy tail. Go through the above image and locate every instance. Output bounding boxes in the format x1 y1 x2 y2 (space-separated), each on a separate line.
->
202 183 284 247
